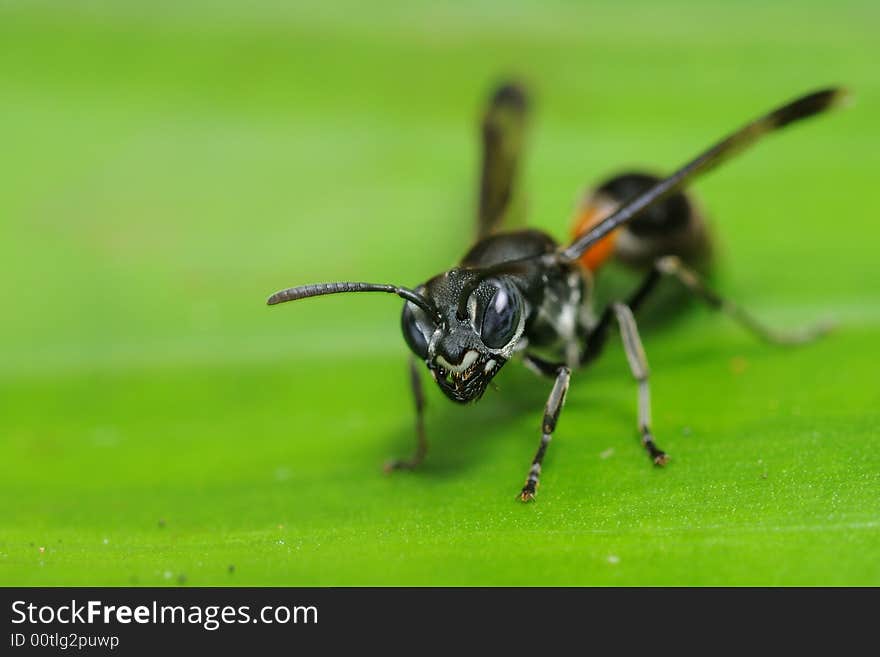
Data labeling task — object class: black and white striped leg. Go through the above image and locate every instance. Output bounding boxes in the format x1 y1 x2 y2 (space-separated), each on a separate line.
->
581 268 661 368
519 359 571 502
384 356 429 472
656 255 834 345
612 303 669 466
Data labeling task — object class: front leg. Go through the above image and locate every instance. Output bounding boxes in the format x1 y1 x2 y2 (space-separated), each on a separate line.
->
384 356 428 472
520 355 571 502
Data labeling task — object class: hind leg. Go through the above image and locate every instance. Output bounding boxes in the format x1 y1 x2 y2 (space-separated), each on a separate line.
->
584 254 831 369
655 256 833 345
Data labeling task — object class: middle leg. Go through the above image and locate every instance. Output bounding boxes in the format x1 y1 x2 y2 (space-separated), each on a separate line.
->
611 302 669 465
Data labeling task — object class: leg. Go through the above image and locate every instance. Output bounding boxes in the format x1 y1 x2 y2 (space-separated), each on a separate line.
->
583 254 831 368
655 255 833 345
581 268 661 367
579 256 829 468
519 356 571 502
611 303 669 466
523 352 567 377
384 356 428 472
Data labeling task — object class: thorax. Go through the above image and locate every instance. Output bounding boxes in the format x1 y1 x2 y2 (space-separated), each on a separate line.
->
461 229 595 365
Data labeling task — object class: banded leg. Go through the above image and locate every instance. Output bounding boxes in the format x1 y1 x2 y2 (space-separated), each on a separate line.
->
579 256 830 469
581 268 661 367
655 255 833 345
612 303 668 466
583 252 831 369
519 356 571 502
384 356 428 472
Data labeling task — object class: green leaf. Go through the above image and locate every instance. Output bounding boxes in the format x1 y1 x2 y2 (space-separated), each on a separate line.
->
1 0 877 586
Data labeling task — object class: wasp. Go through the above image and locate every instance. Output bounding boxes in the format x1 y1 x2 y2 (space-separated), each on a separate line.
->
268 83 845 501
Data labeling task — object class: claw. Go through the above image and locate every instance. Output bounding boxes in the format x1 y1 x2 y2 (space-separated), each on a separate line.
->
643 431 668 466
383 459 412 474
519 485 536 503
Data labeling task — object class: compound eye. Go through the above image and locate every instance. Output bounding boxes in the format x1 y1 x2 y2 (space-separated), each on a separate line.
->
480 284 521 349
401 302 432 359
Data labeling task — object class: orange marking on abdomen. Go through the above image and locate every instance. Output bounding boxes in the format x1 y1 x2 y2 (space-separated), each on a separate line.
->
570 203 619 271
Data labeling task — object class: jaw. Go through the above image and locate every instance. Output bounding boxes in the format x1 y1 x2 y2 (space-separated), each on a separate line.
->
430 355 506 404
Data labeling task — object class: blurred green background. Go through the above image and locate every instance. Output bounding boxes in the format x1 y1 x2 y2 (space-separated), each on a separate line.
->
1 0 878 586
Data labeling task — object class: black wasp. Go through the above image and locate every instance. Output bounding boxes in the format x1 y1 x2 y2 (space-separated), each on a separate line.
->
268 83 845 501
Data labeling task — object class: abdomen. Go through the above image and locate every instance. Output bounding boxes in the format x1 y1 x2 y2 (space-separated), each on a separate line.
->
571 171 713 273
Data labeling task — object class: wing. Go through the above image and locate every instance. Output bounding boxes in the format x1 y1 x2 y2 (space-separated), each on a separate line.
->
560 87 848 263
477 82 530 239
